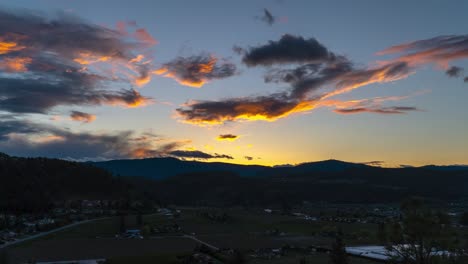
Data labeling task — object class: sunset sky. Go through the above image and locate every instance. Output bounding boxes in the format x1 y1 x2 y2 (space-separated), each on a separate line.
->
0 0 467 167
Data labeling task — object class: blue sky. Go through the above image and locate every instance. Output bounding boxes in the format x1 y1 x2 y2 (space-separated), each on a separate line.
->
0 0 467 166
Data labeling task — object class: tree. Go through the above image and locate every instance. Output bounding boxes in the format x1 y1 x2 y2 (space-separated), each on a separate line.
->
459 212 468 226
136 212 143 227
379 197 463 264
119 214 126 233
329 228 349 264
227 249 246 264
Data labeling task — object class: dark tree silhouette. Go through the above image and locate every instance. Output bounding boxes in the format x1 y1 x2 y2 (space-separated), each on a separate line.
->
329 228 349 264
379 198 463 264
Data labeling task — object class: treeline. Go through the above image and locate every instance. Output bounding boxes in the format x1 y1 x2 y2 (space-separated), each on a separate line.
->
125 166 468 207
2 151 468 212
0 153 129 213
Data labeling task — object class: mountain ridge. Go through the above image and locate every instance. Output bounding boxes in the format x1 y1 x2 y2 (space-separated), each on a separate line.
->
90 157 468 180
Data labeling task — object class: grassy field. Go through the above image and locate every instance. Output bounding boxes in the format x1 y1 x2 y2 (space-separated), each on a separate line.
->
143 208 379 247
1 208 383 264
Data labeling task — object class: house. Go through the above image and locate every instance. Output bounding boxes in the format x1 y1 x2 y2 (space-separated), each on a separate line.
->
123 229 143 239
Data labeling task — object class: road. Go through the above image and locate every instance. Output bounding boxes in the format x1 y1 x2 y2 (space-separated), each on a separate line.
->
0 217 110 249
183 235 219 251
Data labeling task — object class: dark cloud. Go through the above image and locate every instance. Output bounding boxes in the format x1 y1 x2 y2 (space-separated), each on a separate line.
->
176 93 318 125
333 106 419 115
176 59 412 125
0 118 189 161
70 111 96 123
155 54 236 87
0 75 151 113
446 66 463 77
259 8 275 26
362 161 385 166
217 134 239 141
0 9 155 114
244 156 254 161
177 34 468 127
241 34 336 66
464 76 468 82
168 150 233 160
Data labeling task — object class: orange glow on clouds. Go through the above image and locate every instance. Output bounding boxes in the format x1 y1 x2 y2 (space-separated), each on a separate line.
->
73 52 111 65
178 99 318 126
34 135 66 144
0 40 24 55
153 67 206 88
153 56 218 88
0 57 32 72
198 57 216 73
131 147 153 158
324 63 413 100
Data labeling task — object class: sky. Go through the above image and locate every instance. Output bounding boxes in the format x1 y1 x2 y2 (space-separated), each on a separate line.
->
0 0 467 167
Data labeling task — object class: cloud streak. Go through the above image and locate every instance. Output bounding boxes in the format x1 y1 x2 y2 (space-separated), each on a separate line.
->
377 35 468 68
258 8 276 26
168 150 234 160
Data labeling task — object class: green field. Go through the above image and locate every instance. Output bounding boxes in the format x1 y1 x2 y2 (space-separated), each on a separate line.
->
1 208 383 264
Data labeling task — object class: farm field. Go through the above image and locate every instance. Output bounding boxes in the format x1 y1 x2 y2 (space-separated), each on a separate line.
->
2 208 383 264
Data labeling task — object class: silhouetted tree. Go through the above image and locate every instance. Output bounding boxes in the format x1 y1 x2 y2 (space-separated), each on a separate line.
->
329 228 349 264
136 212 143 227
380 197 463 264
459 212 468 226
119 214 126 233
227 249 246 264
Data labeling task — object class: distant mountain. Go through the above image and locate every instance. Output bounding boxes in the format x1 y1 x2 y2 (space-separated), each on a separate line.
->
2 152 468 209
90 157 271 180
281 159 369 173
90 157 468 180
420 165 468 171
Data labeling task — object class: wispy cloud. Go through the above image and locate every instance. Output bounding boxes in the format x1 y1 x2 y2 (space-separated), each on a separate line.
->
168 150 233 160
377 35 468 68
446 66 463 77
257 8 276 26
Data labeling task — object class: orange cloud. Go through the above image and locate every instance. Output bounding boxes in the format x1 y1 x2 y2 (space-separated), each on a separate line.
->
70 111 97 123
323 62 413 100
73 52 111 65
0 57 32 72
377 35 468 69
154 54 236 88
134 28 158 45
34 135 66 144
0 34 25 55
176 96 318 126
